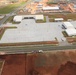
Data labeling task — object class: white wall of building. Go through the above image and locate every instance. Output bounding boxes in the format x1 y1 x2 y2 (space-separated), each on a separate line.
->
13 15 44 22
63 22 74 29
43 6 59 11
13 16 23 22
65 28 76 36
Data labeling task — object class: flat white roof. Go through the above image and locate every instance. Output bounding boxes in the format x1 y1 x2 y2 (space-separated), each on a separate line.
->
15 15 44 20
13 16 23 22
35 15 44 20
0 19 65 43
0 24 55 43
63 22 74 29
65 28 76 36
43 6 59 10
55 18 64 21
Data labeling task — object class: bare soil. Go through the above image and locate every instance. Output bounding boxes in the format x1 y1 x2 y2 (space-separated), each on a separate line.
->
1 54 26 75
26 50 76 75
0 50 76 75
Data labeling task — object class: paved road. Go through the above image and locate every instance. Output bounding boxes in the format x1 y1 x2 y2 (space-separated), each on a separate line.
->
0 45 76 54
0 16 9 26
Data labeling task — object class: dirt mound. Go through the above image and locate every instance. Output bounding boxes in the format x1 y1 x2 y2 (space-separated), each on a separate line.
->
57 61 76 75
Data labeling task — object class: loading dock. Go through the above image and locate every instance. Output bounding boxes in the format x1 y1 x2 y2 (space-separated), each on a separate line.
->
24 17 34 19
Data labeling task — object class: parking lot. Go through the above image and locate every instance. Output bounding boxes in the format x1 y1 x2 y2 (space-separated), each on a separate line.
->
0 19 66 43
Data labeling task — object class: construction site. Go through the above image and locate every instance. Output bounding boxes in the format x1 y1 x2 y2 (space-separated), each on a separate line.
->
0 1 76 75
0 50 76 75
18 0 76 14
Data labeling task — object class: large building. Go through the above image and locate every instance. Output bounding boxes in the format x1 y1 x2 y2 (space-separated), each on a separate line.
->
65 28 76 36
62 22 76 36
42 6 60 13
62 22 74 29
13 15 44 22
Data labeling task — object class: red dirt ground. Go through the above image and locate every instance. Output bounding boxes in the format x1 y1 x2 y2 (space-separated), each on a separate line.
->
26 50 76 75
57 61 76 75
1 54 26 75
0 50 76 75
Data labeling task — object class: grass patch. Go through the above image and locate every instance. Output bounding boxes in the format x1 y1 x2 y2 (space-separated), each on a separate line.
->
44 16 46 22
0 18 2 21
12 21 20 24
4 16 14 24
62 31 68 37
49 18 54 22
47 0 57 5
47 2 57 5
0 27 17 40
36 16 46 23
0 28 5 40
66 14 76 20
0 2 26 14
48 14 67 22
5 27 17 29
48 13 76 22
0 61 4 69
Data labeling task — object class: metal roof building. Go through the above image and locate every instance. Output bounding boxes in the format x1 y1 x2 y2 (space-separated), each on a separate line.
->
35 15 44 20
63 22 74 29
65 28 76 36
13 16 23 22
13 15 44 22
54 18 64 22
63 22 76 36
42 6 59 10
